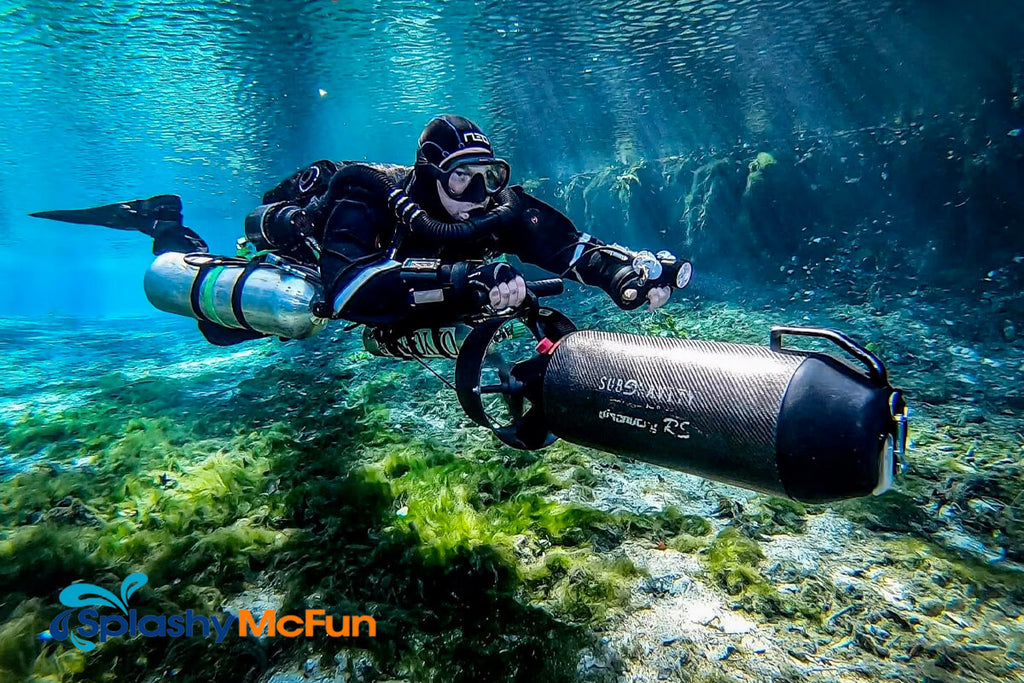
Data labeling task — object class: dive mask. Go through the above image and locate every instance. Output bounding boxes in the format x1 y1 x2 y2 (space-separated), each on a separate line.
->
442 158 511 200
419 140 511 203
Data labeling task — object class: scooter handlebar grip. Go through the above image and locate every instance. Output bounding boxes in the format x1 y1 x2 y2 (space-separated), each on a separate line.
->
526 278 564 298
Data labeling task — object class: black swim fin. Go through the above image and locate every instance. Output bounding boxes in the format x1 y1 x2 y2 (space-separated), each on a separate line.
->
29 195 183 236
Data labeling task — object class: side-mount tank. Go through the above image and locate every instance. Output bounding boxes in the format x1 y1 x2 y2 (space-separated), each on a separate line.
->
143 251 329 339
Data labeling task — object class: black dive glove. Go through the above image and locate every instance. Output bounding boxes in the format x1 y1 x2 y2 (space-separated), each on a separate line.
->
463 262 528 312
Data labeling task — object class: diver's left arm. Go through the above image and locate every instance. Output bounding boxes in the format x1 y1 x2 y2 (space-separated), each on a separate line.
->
498 188 682 311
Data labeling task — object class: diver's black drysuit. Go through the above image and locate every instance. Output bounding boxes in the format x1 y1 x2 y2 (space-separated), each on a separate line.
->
160 160 649 346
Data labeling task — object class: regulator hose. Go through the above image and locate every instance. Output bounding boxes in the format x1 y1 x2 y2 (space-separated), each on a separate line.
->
309 163 522 246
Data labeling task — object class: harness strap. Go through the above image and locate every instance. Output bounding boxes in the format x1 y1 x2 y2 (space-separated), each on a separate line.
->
199 266 229 327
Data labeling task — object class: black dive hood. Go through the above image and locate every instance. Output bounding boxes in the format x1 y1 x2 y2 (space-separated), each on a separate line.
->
308 163 522 254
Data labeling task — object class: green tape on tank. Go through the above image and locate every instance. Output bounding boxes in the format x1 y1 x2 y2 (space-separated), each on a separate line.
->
200 265 229 327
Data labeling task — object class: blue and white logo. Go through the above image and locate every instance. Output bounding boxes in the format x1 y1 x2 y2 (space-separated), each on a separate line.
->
46 573 237 651
50 573 148 651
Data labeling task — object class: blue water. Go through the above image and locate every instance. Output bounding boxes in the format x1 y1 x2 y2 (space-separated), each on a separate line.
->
1 0 1021 316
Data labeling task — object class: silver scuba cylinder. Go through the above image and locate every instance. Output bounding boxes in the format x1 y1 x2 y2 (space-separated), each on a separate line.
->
143 252 330 339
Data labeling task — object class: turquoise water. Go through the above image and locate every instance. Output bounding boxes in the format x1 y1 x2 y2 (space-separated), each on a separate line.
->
2 2 1024 682
1 0 1021 315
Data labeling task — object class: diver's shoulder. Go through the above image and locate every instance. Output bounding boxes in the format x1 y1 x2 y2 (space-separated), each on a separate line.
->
333 161 412 184
325 162 411 211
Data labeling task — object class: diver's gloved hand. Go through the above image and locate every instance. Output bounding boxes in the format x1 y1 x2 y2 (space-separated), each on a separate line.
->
646 286 672 311
610 266 668 311
466 262 527 312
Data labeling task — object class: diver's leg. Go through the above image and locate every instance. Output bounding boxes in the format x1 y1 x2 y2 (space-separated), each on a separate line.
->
31 195 267 345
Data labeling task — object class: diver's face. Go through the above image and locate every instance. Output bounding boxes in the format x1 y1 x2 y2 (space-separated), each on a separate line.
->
437 180 491 220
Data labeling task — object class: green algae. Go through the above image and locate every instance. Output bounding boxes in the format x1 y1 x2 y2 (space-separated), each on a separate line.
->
0 605 78 683
6 288 1020 683
625 302 776 346
744 151 777 193
668 534 708 553
0 526 104 608
272 454 601 681
0 345 700 682
703 527 836 623
738 496 809 537
838 490 933 534
883 537 1024 600
524 550 640 623
705 527 765 595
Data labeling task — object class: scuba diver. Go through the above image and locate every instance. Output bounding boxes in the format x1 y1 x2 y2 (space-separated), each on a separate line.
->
30 115 908 504
34 115 684 346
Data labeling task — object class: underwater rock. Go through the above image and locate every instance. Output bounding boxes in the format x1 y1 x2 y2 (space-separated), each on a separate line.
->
710 643 737 661
1002 319 1017 342
918 598 945 617
739 634 768 654
957 406 987 425
576 645 620 681
737 150 822 272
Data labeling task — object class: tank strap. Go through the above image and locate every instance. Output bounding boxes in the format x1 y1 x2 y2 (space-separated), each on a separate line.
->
230 258 266 332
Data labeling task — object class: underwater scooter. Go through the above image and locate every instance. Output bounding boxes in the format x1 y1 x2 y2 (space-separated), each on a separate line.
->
31 194 908 504
454 309 909 504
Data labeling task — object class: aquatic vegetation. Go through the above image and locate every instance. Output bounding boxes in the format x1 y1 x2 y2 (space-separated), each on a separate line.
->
839 489 933 534
0 526 103 605
745 497 808 536
271 443 605 681
703 527 834 623
611 165 643 206
2 333 723 682
704 527 766 594
621 301 774 346
743 151 777 194
679 158 743 256
709 494 809 538
0 606 54 682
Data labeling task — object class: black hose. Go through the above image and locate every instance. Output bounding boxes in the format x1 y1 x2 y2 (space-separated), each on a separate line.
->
311 163 522 245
